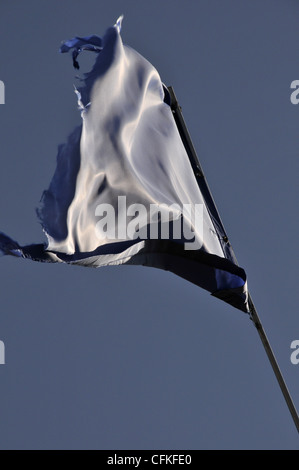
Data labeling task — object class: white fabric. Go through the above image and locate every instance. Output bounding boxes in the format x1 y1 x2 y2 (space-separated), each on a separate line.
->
0 18 249 313
41 21 224 259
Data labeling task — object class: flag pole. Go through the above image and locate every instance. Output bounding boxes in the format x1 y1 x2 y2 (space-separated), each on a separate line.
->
248 294 299 433
167 85 299 434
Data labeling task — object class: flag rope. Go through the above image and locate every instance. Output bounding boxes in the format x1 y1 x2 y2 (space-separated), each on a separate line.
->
168 85 299 434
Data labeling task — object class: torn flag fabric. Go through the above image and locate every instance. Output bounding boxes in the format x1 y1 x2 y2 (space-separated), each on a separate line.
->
0 17 249 313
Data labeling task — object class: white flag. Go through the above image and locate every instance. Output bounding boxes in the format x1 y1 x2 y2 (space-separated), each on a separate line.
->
0 17 248 313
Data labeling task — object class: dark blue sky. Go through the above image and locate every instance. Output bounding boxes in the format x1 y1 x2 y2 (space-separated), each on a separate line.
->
0 0 298 449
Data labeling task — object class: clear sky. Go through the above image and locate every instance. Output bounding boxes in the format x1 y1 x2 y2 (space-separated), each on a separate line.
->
0 0 298 450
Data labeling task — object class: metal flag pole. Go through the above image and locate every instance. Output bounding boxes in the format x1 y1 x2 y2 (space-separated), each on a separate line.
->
248 295 299 433
167 85 299 434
